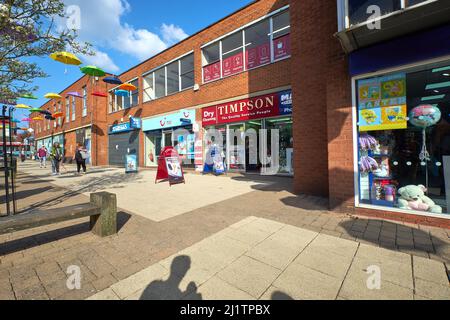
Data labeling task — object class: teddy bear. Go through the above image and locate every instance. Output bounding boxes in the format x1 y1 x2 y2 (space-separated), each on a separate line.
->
397 185 442 214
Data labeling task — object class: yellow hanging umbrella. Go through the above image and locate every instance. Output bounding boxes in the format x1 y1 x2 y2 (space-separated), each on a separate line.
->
15 104 31 109
50 52 82 66
45 93 62 99
32 116 44 121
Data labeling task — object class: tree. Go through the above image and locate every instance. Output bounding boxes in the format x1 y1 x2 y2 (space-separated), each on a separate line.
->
0 0 92 102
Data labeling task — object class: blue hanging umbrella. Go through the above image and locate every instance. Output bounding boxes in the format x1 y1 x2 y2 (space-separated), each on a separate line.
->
115 89 130 97
39 110 52 116
103 76 123 85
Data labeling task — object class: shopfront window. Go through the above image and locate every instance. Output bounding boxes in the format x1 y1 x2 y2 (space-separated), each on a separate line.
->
180 54 194 90
245 19 270 69
202 43 221 83
166 61 179 95
272 10 291 61
130 79 139 107
222 32 244 77
143 73 155 102
155 67 166 98
265 118 294 174
201 8 290 83
356 61 450 216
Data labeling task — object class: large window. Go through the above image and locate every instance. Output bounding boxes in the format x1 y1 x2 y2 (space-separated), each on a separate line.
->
180 54 194 90
139 52 194 106
143 73 155 102
166 61 179 95
57 101 62 126
109 79 139 112
245 19 270 69
202 8 291 83
65 97 70 122
82 86 87 117
71 96 76 121
355 60 450 217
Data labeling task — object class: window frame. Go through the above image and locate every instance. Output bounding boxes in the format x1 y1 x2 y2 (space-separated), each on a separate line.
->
82 86 87 117
71 96 76 121
65 97 70 123
201 5 291 84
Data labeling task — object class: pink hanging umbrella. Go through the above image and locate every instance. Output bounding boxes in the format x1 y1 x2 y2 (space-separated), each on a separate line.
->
67 91 83 98
22 118 32 122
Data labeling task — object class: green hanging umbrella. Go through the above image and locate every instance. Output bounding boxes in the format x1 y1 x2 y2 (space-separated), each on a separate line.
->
29 108 42 113
80 65 106 77
20 93 38 100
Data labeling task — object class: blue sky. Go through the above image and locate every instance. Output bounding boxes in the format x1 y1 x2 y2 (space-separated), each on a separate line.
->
15 0 253 127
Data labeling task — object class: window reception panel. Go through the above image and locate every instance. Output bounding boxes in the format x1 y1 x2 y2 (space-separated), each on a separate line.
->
356 61 450 216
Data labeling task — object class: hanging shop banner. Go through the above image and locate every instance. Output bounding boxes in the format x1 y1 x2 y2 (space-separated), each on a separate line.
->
222 52 244 77
130 117 142 129
176 133 195 159
125 154 138 173
358 73 407 131
155 146 185 186
246 42 271 69
203 61 221 82
202 89 292 126
143 109 195 131
273 34 291 60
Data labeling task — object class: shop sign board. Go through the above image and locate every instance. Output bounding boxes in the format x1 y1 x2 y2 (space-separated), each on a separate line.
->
143 109 196 131
155 146 185 186
130 117 142 129
110 122 131 134
358 73 407 131
203 61 221 83
125 154 138 173
202 89 292 126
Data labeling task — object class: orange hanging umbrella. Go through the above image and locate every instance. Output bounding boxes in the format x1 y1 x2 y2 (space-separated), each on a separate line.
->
118 83 137 91
52 112 64 118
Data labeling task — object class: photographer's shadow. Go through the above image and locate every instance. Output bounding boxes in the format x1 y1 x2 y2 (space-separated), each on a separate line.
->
140 255 202 300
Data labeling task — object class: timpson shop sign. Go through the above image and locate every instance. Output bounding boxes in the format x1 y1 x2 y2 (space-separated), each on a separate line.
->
202 90 292 126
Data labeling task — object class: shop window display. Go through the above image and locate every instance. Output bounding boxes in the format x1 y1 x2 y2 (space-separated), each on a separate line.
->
356 61 450 216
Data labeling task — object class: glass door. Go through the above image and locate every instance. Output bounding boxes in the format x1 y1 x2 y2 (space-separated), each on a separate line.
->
227 123 246 171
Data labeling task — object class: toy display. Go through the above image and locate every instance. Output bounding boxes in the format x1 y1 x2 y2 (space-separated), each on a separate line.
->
358 133 378 150
397 184 442 214
372 156 390 178
359 155 378 173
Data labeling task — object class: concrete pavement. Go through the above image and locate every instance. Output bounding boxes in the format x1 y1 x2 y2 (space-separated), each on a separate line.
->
89 217 450 300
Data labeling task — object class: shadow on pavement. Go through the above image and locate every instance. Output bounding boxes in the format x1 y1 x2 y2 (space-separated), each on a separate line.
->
140 255 202 300
0 211 131 256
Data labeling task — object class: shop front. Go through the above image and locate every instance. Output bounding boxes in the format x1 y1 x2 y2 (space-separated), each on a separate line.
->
353 59 450 218
37 134 64 154
142 109 197 168
108 118 141 167
201 89 293 175
75 127 92 164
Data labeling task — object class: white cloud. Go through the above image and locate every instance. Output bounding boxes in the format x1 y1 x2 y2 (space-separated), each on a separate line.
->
81 50 120 73
161 23 188 45
58 0 189 72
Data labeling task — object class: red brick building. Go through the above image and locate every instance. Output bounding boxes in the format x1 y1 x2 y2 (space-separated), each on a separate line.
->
33 0 450 227
32 75 109 165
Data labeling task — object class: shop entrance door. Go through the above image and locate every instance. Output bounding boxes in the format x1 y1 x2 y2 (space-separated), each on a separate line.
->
163 131 172 148
227 123 245 171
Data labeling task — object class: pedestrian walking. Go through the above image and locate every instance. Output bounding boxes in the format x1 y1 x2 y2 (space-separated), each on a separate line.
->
37 145 47 168
50 142 63 175
74 143 88 175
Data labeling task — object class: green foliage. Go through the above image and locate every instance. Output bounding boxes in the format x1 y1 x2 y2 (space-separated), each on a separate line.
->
0 0 92 102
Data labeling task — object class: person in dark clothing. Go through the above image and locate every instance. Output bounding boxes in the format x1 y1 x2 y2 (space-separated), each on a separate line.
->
74 143 87 175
